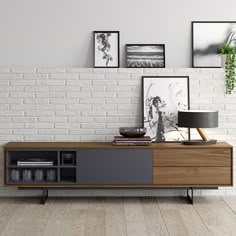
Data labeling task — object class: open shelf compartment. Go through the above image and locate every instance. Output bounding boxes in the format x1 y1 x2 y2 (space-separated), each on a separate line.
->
59 151 77 166
7 150 58 167
60 167 76 183
7 168 58 184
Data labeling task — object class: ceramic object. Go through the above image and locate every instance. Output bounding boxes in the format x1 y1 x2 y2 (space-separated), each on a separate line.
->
119 127 147 138
221 54 227 68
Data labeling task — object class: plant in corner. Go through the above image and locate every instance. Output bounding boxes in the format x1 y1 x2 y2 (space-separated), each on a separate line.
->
218 43 236 94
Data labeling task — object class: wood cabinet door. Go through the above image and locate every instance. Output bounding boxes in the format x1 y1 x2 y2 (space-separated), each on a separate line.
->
153 167 232 186
153 149 231 167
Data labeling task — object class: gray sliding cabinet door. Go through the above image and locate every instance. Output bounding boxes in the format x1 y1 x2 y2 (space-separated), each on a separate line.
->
78 149 152 184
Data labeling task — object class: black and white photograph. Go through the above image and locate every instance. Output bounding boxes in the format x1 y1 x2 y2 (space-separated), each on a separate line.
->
142 76 189 142
93 31 120 68
126 44 165 68
192 21 236 68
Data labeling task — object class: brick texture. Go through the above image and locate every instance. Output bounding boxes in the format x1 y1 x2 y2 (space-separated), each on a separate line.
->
0 67 235 196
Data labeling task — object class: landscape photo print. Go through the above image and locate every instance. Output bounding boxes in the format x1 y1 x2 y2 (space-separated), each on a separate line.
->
142 76 189 142
126 44 165 68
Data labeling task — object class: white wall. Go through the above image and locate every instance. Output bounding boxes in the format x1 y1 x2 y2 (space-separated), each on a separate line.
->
1 0 236 68
0 67 235 196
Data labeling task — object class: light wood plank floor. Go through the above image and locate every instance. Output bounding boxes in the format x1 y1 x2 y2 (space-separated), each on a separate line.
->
0 196 236 236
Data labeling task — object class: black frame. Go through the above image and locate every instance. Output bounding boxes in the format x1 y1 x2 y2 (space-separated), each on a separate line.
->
93 31 120 68
142 76 190 143
126 44 165 68
192 21 236 68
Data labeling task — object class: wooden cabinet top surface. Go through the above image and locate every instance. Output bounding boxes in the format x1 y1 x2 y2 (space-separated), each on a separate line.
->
3 141 233 150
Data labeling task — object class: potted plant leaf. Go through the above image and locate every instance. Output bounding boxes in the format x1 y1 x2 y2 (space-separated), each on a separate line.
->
218 43 236 94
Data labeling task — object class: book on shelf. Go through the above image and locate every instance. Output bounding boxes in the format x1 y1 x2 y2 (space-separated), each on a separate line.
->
112 141 151 146
114 136 151 141
113 140 151 143
112 135 151 146
17 161 53 166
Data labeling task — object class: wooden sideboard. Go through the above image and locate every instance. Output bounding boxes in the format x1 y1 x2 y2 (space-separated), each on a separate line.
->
3 142 233 203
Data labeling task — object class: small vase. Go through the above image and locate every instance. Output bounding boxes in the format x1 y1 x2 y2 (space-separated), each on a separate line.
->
221 55 227 68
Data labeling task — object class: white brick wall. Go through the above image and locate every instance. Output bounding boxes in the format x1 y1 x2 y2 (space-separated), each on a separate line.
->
0 67 236 197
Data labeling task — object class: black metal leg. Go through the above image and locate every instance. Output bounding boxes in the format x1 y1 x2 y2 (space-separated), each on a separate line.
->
40 189 48 205
187 187 193 204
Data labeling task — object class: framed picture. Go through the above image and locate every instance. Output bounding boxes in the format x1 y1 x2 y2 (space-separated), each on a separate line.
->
192 21 236 68
142 76 190 142
93 31 120 68
126 44 165 68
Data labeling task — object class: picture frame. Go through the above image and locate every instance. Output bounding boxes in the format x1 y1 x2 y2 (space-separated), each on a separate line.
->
93 31 120 68
142 76 190 142
126 44 165 68
192 21 236 68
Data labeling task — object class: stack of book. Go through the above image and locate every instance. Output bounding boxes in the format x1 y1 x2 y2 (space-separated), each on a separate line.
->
113 136 151 146
17 161 53 166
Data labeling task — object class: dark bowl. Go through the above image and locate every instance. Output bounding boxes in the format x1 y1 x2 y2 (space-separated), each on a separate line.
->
119 127 147 138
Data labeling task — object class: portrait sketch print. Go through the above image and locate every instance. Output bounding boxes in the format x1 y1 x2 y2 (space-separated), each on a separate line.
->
126 44 165 68
142 76 190 142
192 21 236 67
94 31 120 68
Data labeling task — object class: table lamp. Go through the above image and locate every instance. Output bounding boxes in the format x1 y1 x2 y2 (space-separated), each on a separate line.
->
178 110 218 145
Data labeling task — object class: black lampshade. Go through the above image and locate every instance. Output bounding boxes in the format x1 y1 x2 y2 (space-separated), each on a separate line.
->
178 110 218 128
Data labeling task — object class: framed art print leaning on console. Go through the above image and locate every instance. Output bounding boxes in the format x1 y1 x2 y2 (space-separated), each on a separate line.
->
93 31 120 68
126 44 165 68
192 21 236 68
142 76 190 142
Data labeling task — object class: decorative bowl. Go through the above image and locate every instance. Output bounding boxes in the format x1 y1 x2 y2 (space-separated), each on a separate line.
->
119 127 147 138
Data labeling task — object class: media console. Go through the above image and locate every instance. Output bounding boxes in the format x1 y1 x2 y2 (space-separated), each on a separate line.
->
3 142 233 204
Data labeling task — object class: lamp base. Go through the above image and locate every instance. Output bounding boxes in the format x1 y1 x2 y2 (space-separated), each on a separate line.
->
181 139 217 145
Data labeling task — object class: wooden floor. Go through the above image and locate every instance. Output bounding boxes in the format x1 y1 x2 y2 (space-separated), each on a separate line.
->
0 197 236 236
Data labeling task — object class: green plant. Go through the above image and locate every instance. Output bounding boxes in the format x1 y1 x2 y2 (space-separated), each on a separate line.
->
218 44 235 55
218 43 236 94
